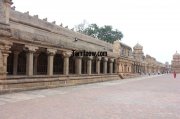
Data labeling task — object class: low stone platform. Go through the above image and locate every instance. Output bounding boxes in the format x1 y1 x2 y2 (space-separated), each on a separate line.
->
0 74 121 94
119 73 141 79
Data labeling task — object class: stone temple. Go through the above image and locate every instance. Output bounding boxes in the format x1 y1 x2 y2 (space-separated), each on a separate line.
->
0 0 166 93
171 51 180 73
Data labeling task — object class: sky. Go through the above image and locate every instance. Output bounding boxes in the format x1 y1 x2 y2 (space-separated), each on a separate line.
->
13 0 180 64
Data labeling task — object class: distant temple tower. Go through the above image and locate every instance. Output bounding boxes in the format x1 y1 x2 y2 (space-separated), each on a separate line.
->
171 51 180 73
133 43 144 61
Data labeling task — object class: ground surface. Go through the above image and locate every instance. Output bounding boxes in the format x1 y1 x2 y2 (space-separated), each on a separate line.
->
0 74 180 119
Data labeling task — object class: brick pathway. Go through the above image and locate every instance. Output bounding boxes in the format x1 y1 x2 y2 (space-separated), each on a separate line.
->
0 74 180 119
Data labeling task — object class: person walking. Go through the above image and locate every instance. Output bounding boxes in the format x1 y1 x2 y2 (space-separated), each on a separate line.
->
173 71 176 78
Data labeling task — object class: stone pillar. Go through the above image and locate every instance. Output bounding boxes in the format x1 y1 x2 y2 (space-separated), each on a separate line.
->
13 51 19 75
137 65 139 73
2 53 9 74
25 45 38 76
47 49 56 76
116 61 120 74
143 65 146 74
75 56 82 75
26 52 34 76
33 53 38 75
114 59 117 73
103 57 108 74
136 65 138 73
96 57 101 74
109 58 114 74
131 64 133 73
0 41 12 79
139 65 142 73
62 51 71 75
144 65 146 74
129 64 132 73
47 54 54 76
87 56 93 75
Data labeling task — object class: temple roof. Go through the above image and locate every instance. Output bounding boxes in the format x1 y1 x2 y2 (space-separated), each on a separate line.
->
133 43 143 50
173 51 180 59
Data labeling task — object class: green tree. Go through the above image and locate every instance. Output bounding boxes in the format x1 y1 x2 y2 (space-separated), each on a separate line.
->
83 24 99 38
75 22 123 43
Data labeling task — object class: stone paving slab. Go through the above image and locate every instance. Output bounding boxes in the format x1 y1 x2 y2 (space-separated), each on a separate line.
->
0 74 180 119
0 100 6 105
0 75 162 105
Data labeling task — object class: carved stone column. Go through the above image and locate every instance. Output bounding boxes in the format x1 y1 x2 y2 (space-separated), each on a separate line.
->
87 56 93 75
33 53 39 75
13 51 19 75
131 64 133 73
47 49 56 76
62 51 71 75
0 40 12 79
75 56 82 75
114 59 117 73
25 45 38 76
116 60 120 74
2 53 9 75
109 58 114 74
103 57 108 74
138 65 140 73
96 57 101 74
26 52 33 76
134 64 136 73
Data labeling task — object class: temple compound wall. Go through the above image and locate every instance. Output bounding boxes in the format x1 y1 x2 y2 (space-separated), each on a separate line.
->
0 0 165 93
0 0 120 93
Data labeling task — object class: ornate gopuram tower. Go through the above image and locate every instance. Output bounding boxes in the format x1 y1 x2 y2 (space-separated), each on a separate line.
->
171 51 180 73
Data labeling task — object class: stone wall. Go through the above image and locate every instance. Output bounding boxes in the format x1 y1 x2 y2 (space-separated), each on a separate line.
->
0 74 121 94
0 0 121 93
9 9 114 54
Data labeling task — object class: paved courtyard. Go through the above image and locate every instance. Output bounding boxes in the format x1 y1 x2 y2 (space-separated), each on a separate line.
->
0 74 180 119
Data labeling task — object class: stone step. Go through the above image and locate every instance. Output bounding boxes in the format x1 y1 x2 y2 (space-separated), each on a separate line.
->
0 74 121 94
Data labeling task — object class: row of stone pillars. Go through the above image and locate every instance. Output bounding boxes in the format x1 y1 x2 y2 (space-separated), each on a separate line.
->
9 45 116 76
132 64 145 73
75 57 114 75
11 47 71 76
